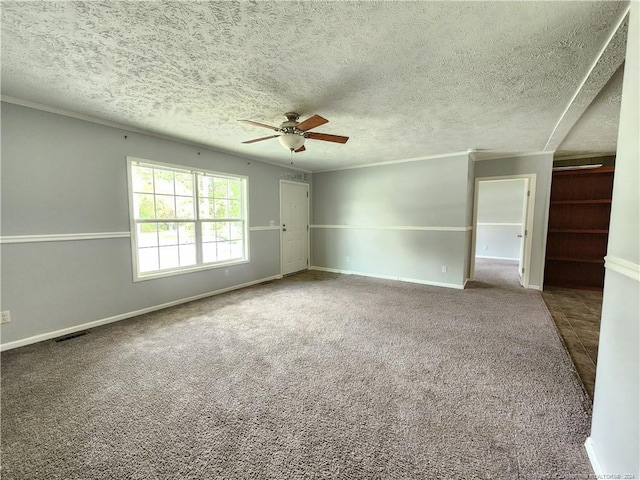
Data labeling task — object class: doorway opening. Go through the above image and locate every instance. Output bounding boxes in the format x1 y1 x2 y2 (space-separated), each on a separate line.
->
471 175 536 288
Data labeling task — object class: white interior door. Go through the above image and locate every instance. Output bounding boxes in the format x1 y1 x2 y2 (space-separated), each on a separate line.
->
280 181 309 275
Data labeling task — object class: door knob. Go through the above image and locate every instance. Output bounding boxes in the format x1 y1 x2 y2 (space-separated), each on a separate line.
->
282 224 287 232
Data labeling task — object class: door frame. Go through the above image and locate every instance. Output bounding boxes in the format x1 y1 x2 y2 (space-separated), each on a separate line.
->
279 179 310 276
470 174 536 288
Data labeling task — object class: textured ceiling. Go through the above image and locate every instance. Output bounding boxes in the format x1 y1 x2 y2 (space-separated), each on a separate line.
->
557 64 625 157
0 1 629 171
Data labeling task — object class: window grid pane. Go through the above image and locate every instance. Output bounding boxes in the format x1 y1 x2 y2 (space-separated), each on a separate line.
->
131 161 247 276
198 221 245 264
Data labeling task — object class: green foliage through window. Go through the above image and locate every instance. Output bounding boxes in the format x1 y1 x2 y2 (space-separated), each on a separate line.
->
129 159 247 277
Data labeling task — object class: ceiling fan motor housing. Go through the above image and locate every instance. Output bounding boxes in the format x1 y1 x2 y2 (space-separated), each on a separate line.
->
241 112 347 152
279 112 305 150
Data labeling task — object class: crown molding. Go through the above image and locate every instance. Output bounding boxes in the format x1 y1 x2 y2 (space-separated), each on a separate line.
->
314 150 470 173
470 150 554 162
0 95 313 174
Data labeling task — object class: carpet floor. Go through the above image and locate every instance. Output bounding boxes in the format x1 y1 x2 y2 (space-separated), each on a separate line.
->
1 262 592 479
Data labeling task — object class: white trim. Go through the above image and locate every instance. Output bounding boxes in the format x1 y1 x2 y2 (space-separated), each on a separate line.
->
2 95 167 138
470 174 536 289
528 284 542 291
127 155 250 181
1 95 313 174
309 266 464 290
314 151 469 173
584 437 605 478
280 180 310 276
310 224 470 232
470 150 553 162
476 222 523 227
605 255 640 282
249 226 281 231
133 259 251 282
475 255 519 261
0 232 130 244
126 156 251 282
0 274 283 352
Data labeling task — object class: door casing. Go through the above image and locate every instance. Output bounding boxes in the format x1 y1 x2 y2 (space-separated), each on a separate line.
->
470 174 536 288
279 180 310 276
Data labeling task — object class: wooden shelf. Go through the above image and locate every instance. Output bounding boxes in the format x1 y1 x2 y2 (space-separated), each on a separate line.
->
544 165 614 291
550 199 612 205
552 166 615 176
548 229 609 234
546 256 605 264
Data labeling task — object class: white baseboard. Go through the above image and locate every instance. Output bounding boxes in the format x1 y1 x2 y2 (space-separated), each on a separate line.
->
584 437 605 477
528 284 542 291
0 274 283 352
475 255 519 261
309 266 464 290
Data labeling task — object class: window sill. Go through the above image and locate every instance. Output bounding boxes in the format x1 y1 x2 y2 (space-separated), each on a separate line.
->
133 258 250 282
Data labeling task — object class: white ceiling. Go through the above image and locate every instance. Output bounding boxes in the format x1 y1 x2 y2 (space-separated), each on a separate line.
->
1 1 629 171
557 64 625 157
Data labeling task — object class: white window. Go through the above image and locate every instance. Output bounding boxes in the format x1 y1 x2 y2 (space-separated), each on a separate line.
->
127 157 248 280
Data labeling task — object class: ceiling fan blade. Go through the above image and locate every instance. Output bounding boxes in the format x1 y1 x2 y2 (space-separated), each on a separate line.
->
294 145 306 153
306 132 349 144
239 120 279 131
296 114 328 132
242 135 280 144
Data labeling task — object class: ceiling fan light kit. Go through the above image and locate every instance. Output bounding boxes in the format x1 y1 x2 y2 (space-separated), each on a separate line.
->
240 112 348 153
278 133 305 151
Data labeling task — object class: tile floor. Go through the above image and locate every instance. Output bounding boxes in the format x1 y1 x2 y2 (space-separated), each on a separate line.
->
541 287 603 400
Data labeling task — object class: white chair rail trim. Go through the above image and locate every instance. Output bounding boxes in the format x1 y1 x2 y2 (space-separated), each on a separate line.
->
0 232 131 244
2 226 281 244
310 225 472 232
604 255 640 282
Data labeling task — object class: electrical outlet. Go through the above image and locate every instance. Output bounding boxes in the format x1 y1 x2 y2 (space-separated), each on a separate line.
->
441 266 448 273
346 256 350 263
483 245 488 250
1 311 10 324
224 269 229 277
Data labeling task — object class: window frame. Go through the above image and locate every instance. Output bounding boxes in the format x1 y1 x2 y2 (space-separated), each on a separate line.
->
126 156 250 282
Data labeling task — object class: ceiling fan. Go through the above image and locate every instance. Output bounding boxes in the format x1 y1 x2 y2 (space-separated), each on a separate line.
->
239 112 349 153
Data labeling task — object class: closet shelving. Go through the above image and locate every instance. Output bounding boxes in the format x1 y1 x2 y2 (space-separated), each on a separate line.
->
544 166 615 290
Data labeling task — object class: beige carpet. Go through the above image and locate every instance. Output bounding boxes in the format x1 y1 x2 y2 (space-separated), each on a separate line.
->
1 261 592 479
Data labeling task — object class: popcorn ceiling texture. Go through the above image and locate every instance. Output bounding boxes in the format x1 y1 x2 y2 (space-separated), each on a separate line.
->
557 64 625 157
545 17 627 153
0 1 628 170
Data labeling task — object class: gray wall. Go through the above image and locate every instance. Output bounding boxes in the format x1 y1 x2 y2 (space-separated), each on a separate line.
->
311 154 472 287
475 179 526 260
589 3 639 476
473 153 553 288
0 102 308 347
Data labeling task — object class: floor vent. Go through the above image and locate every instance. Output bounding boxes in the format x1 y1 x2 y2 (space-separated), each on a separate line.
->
54 331 89 343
